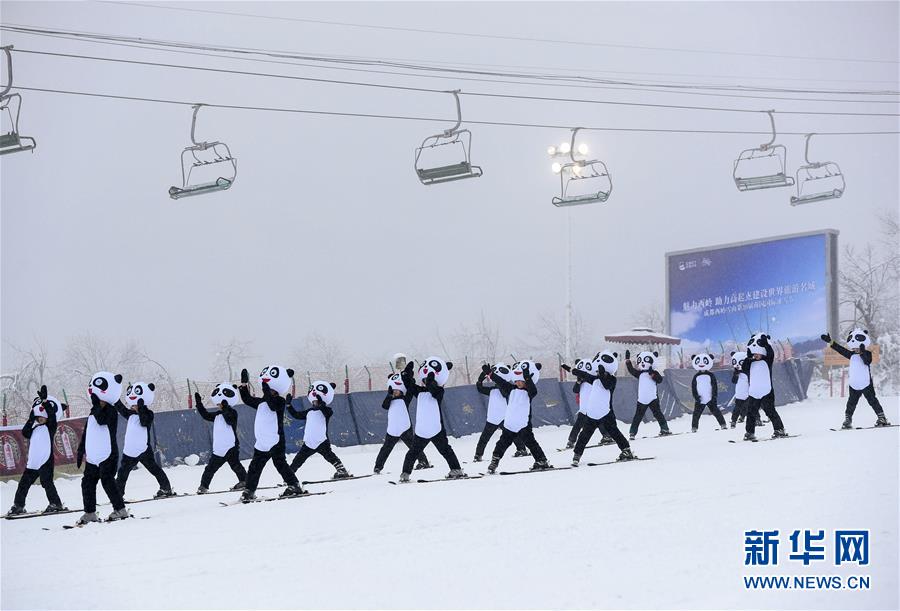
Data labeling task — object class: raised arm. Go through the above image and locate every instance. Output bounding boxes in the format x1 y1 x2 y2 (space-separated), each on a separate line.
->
401 362 421 398
137 400 154 427
624 351 640 379
523 371 538 399
597 369 616 390
859 346 873 365
381 391 394 410
21 409 36 439
562 364 598 384
195 394 216 422
238 369 263 408
475 365 492 396
114 399 132 420
423 372 445 402
285 396 305 420
821 333 853 359
221 405 239 428
488 372 514 395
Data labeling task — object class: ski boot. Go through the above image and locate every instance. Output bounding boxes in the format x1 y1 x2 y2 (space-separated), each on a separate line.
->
565 440 575 449
530 460 552 471
600 436 615 446
512 449 530 458
628 434 636 441
446 469 467 480
230 481 246 491
196 486 210 495
691 427 698 433
487 456 500 475
841 415 853 429
571 454 581 468
398 472 411 483
154 488 176 499
472 454 483 463
875 413 891 427
730 421 737 429
617 448 636 462
737 416 745 423
280 485 305 497
107 508 130 521
240 490 257 503
658 429 673 437
333 464 351 479
6 505 26 517
373 467 382 475
743 432 757 442
76 512 100 525
43 504 68 514
771 429 790 439
415 459 432 470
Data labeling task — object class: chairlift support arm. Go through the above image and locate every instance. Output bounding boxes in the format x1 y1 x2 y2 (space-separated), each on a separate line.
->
1 46 12 99
442 90 463 136
760 110 777 150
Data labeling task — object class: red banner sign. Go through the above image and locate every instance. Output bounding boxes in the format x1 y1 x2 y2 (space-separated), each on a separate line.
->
0 417 86 477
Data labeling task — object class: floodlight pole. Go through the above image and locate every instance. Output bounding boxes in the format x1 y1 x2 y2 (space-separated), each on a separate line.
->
565 208 573 365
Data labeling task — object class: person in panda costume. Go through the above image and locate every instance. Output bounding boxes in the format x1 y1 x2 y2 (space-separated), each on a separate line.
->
373 367 432 473
625 350 671 439
287 380 351 478
565 359 590 448
562 350 634 466
484 360 552 474
821 329 891 428
728 351 759 429
194 383 247 493
398 356 467 482
238 365 303 500
6 386 67 516
114 382 174 498
689 354 728 432
473 362 528 462
740 333 788 441
76 372 129 524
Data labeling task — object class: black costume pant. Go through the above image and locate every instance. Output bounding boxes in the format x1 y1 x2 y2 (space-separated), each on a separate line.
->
567 413 588 445
374 429 429 471
476 422 525 457
692 401 727 429
402 430 460 474
629 399 669 436
492 425 546 462
290 441 343 472
746 394 784 435
82 455 125 513
731 398 747 424
574 412 629 455
245 442 299 492
116 448 171 494
200 447 247 489
14 458 62 508
846 385 884 417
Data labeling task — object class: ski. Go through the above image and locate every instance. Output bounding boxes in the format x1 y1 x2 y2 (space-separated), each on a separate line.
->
729 434 801 443
556 439 615 452
4 508 81 521
56 515 150 530
388 475 483 485
498 467 570 476
218 491 330 507
638 432 685 440
302 474 375 485
584 457 655 467
124 493 190 505
830 425 898 431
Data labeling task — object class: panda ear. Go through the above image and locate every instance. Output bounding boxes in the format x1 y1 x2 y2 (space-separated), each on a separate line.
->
691 354 697 360
653 351 659 357
114 374 123 383
535 363 542 370
286 369 295 378
730 351 735 356
863 329 868 334
330 382 337 389
612 352 618 358
148 383 155 391
446 362 453 370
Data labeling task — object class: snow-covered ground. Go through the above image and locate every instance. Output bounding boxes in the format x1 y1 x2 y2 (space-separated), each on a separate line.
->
2 396 897 610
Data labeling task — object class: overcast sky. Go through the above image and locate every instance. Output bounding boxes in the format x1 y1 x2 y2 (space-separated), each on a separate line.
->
1 1 898 377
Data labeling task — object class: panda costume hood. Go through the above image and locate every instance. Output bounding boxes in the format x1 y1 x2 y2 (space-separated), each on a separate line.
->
417 357 453 387
211 383 241 407
846 328 871 350
124 382 156 408
730 351 750 402
88 371 124 405
307 380 337 406
259 365 293 396
510 360 542 384
387 372 407 396
691 353 715 372
635 351 659 371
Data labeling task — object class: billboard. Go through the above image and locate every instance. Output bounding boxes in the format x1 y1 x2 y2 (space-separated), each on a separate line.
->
665 230 838 356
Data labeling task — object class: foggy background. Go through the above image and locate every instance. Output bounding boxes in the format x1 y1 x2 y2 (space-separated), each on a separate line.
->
1 1 898 403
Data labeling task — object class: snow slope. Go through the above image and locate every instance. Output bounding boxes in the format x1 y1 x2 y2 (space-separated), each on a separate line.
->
2 396 897 610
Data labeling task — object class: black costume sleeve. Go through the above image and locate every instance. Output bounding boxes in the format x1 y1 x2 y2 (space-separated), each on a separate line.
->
625 360 641 379
597 370 616 390
94 402 117 425
286 399 305 420
709 372 718 404
740 356 752 375
401 368 422 398
475 373 492 396
488 372 515 396
691 373 700 402
827 341 853 360
221 405 238 428
524 372 538 399
570 368 599 384
114 401 132 420
731 369 740 384
423 374 445 402
21 411 36 439
239 385 263 408
137 403 154 427
381 392 394 410
649 370 663 384
859 346 873 365
573 381 581 394
195 398 217 422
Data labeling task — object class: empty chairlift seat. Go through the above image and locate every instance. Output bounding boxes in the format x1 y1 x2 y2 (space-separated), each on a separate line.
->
0 46 36 156
733 111 794 192
169 104 237 200
790 134 845 206
551 128 612 207
414 90 482 185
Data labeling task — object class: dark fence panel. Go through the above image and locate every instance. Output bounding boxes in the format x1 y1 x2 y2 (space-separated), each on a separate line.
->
348 391 390 445
441 386 489 438
531 379 573 427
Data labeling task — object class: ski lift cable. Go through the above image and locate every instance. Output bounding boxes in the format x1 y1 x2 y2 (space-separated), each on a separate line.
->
6 28 900 105
10 48 900 119
12 85 900 136
96 0 900 66
3 24 898 98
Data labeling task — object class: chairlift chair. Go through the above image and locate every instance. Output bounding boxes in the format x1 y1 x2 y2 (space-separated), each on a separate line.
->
551 128 612 207
790 133 844 206
0 46 36 156
168 104 237 200
414 90 482 185
733 110 794 192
